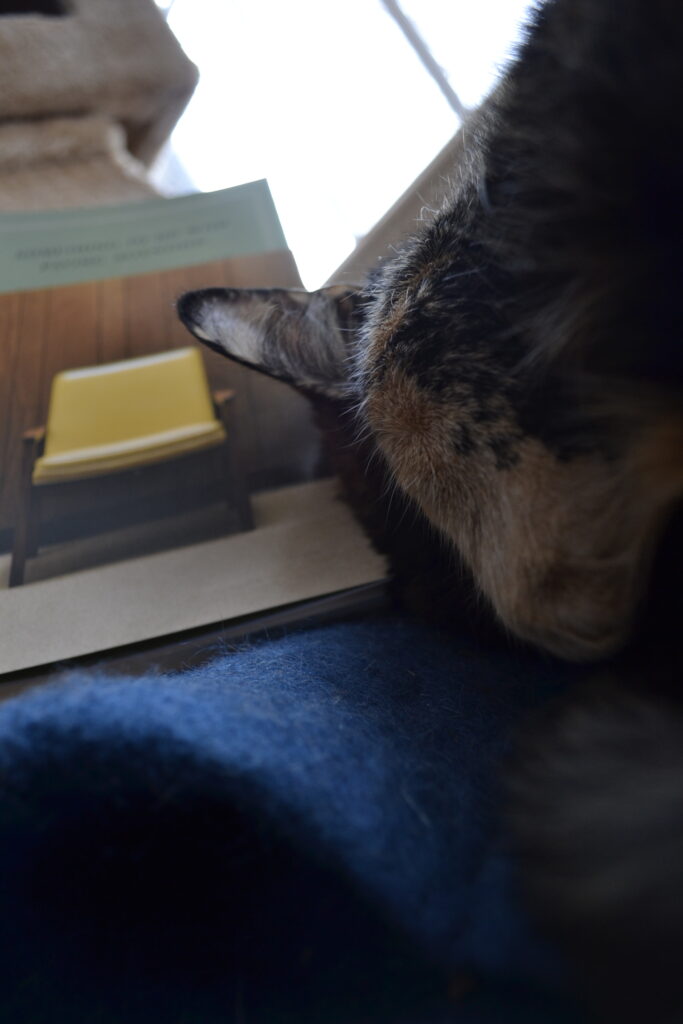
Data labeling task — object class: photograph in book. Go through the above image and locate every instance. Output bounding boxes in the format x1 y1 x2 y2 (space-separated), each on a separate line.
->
0 183 387 674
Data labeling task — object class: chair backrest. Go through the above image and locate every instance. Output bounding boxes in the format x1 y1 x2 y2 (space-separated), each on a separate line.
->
44 348 217 457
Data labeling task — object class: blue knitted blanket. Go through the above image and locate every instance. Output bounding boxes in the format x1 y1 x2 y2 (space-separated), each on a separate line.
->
0 617 585 1023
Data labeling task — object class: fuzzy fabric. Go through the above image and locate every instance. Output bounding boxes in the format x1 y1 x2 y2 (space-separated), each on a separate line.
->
0 116 158 211
0 617 586 1023
0 0 197 164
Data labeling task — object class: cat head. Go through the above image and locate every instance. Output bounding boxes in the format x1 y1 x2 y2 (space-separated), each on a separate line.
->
177 278 682 663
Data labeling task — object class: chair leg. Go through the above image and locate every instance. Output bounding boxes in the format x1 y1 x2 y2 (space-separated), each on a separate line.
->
222 442 254 532
9 433 41 587
9 488 33 588
27 488 41 557
217 398 253 532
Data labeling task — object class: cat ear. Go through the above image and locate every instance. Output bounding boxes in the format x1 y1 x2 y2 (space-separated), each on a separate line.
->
176 285 363 399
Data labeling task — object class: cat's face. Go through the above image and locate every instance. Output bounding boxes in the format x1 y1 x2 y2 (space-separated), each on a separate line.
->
177 277 681 663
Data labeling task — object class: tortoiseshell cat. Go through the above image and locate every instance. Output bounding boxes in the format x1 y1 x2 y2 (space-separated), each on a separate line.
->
178 0 683 1018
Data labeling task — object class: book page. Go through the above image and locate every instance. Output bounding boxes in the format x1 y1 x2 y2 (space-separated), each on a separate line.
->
0 184 386 674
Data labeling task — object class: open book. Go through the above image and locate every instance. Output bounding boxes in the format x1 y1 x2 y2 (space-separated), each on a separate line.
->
0 182 387 675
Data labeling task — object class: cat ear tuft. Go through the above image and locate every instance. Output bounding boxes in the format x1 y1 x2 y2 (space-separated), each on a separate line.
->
176 286 363 399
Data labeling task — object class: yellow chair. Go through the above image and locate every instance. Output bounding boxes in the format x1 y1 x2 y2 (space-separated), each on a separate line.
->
10 347 253 586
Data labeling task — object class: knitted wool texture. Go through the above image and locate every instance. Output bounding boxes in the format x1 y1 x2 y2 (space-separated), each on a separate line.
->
0 617 585 1023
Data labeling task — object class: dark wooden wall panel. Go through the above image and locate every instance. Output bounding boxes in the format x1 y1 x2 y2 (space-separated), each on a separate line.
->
41 281 98 410
124 270 168 358
0 291 20 475
96 276 127 365
1 289 50 532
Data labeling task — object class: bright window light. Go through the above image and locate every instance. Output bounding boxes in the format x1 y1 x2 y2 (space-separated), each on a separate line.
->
162 1 532 289
400 0 532 109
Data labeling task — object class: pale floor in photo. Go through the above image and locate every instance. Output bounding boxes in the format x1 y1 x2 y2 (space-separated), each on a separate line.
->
0 479 387 675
